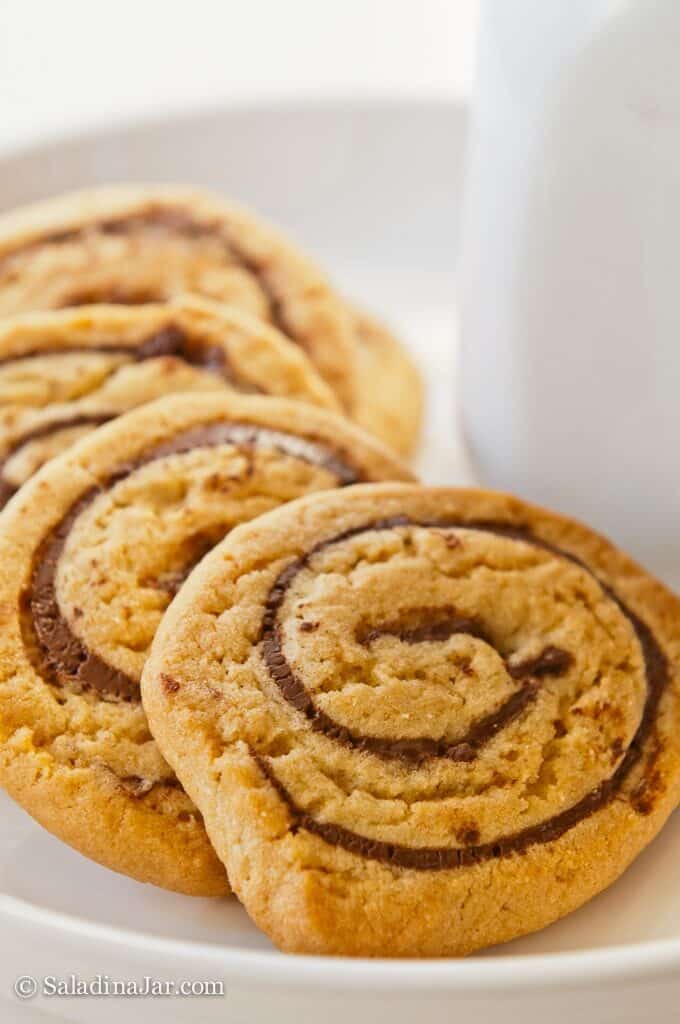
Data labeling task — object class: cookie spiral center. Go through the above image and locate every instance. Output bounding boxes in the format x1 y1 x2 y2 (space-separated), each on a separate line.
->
264 589 573 762
254 517 665 867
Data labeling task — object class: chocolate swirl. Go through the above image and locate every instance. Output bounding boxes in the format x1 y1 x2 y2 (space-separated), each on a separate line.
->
24 422 363 702
0 413 114 510
1 208 294 342
0 323 269 508
264 591 570 763
255 517 668 869
0 323 253 385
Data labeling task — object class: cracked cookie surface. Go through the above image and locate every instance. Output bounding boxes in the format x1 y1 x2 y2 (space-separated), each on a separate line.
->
0 296 339 507
142 484 680 954
0 395 411 895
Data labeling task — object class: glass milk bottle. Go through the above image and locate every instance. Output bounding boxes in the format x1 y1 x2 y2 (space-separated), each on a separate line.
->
459 0 680 584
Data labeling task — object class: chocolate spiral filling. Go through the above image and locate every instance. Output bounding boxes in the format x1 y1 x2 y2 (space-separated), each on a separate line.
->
0 321 270 508
0 207 296 344
25 422 363 702
0 322 258 394
265 594 571 763
0 413 114 510
256 516 669 868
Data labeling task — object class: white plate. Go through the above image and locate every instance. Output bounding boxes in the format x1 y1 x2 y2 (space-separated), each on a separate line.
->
0 100 678 1024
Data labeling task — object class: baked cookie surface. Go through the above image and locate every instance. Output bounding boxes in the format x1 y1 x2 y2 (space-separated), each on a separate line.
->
0 296 338 507
142 484 680 955
0 185 358 408
352 310 423 458
0 396 410 895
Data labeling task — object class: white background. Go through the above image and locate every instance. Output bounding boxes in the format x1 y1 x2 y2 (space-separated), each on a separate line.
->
0 0 478 152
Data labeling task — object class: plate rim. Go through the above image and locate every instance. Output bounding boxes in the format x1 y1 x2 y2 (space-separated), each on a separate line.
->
3 889 680 993
0 92 461 165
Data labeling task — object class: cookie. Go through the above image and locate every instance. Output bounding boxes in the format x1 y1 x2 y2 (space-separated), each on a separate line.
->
0 396 412 895
0 295 339 507
0 185 358 408
351 310 423 458
142 484 680 955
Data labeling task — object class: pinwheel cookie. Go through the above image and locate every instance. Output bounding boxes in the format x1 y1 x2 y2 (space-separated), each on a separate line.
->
0 296 339 508
143 484 680 955
352 310 423 458
0 395 411 895
0 185 358 408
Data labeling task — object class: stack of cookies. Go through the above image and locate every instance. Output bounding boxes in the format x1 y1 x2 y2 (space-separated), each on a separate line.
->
1 186 680 959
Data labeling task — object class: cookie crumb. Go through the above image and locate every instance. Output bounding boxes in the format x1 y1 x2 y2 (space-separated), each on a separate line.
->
441 532 461 549
120 775 155 798
161 674 181 694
